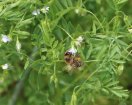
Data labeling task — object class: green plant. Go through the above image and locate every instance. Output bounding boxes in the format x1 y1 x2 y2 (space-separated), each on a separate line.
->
0 0 132 105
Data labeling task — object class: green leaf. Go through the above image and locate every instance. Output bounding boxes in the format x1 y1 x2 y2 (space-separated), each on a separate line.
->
13 30 30 39
112 86 123 90
110 45 121 58
117 0 128 4
66 0 73 7
55 0 64 10
41 48 47 52
110 89 128 98
96 45 107 59
92 22 96 34
53 40 58 48
77 0 82 7
105 81 119 87
102 88 109 94
110 89 122 97
60 0 68 8
16 18 33 28
86 44 93 59
24 59 30 70
111 59 125 63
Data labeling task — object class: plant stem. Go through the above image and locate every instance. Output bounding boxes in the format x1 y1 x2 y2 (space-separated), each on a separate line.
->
8 47 37 105
8 69 31 105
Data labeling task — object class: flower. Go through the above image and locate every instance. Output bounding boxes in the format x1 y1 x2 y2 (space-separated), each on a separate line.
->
128 28 132 33
1 64 8 70
1 34 11 43
75 9 80 14
41 6 49 13
16 38 21 52
68 47 77 54
75 36 84 46
32 9 40 15
74 8 86 16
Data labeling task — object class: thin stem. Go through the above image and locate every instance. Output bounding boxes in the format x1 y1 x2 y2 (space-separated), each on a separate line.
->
8 47 37 105
80 8 104 32
8 69 31 105
57 26 74 40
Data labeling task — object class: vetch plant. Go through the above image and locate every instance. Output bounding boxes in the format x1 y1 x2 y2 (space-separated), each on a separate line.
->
0 0 131 105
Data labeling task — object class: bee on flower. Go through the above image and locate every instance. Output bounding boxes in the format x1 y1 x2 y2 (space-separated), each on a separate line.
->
64 47 83 71
64 36 84 72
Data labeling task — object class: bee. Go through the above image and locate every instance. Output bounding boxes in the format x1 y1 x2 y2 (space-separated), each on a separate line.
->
64 51 83 69
72 54 82 68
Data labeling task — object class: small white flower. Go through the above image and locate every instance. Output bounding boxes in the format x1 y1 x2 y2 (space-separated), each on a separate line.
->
75 36 84 46
1 34 11 43
68 47 77 54
16 39 21 52
41 6 49 13
76 36 84 42
32 9 40 15
1 64 8 70
128 28 132 33
75 8 86 16
75 9 80 14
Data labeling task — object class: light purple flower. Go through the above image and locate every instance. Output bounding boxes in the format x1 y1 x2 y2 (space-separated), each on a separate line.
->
68 47 77 54
1 34 11 43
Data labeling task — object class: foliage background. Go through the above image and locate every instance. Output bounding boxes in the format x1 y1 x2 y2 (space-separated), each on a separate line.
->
0 0 132 105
